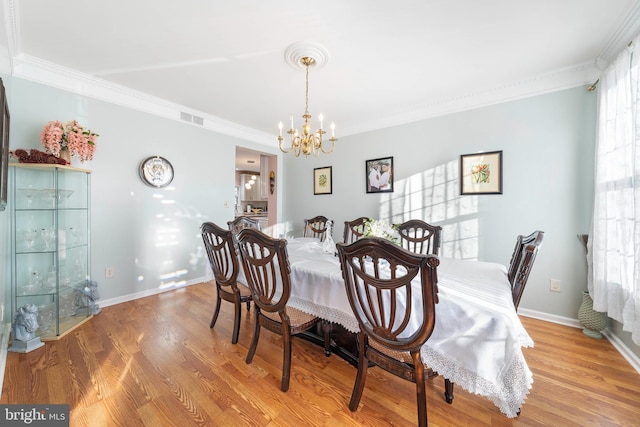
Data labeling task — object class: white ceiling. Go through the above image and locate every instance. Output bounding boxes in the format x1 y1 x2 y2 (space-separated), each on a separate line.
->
3 0 640 171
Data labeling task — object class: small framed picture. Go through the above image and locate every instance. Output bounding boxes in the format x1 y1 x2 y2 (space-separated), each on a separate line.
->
460 150 503 195
366 156 394 193
314 166 332 195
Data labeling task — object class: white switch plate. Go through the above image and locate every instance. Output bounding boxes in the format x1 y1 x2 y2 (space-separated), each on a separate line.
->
549 279 561 292
105 267 114 278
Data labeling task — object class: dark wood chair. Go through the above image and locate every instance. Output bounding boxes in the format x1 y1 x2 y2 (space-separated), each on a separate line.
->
303 215 330 241
236 228 329 392
508 230 544 310
227 216 261 234
200 222 252 344
343 216 371 244
395 219 442 255
336 237 452 427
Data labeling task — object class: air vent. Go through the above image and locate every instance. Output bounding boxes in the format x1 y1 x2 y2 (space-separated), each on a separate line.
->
180 112 204 126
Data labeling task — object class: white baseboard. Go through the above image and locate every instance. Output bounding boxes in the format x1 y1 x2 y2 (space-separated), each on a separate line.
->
519 308 640 374
99 277 206 309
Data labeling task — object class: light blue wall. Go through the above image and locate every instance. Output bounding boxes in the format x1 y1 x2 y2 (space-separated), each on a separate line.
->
284 87 596 319
2 76 278 309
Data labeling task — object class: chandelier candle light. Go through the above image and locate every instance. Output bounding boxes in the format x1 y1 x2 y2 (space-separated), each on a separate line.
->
278 43 337 157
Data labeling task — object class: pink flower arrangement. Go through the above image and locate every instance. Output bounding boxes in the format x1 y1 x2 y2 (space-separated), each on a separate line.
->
40 120 99 163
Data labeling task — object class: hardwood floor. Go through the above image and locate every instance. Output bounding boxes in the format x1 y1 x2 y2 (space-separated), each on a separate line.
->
2 282 639 426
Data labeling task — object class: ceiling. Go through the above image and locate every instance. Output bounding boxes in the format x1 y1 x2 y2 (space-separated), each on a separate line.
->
2 1 640 172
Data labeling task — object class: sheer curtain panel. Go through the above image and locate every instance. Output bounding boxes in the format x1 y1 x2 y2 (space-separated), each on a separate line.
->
588 36 640 345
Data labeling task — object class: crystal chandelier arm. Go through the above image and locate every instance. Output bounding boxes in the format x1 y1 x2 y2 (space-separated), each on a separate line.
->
319 134 337 155
278 135 294 153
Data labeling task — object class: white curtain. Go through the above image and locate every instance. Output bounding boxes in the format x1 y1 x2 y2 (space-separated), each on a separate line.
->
588 36 640 345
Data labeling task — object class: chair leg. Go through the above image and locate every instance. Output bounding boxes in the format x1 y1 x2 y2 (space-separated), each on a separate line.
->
321 320 332 357
444 378 454 404
349 334 368 411
245 313 261 364
281 327 292 392
413 352 427 427
231 299 242 344
209 292 222 328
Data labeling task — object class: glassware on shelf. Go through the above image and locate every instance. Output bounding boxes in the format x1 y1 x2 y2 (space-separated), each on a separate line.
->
37 303 55 333
45 189 57 208
21 229 37 250
68 226 80 246
18 186 39 208
22 269 41 295
58 190 74 204
59 291 78 318
43 265 57 292
40 228 55 250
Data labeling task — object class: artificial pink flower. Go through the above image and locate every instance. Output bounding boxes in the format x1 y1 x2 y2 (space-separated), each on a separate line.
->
40 120 99 162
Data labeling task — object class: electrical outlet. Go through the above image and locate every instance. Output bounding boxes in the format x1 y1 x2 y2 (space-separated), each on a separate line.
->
224 200 230 208
105 267 114 278
549 279 561 292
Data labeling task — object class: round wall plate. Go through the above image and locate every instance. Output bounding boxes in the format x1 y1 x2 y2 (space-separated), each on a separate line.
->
139 156 174 188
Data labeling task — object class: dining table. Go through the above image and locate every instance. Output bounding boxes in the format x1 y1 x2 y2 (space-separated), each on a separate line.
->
206 236 534 418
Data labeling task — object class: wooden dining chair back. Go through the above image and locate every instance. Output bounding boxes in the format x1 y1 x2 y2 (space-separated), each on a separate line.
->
343 216 371 244
336 237 450 427
507 230 545 310
303 215 330 241
228 216 261 234
236 227 327 392
200 222 252 344
395 219 442 255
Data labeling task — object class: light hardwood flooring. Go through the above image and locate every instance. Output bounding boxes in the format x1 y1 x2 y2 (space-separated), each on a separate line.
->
2 282 640 426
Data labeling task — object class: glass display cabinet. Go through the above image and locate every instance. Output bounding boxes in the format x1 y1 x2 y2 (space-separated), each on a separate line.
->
9 163 92 340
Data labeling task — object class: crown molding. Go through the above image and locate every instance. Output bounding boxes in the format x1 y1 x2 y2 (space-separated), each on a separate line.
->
340 60 602 137
11 54 275 146
597 1 640 65
11 52 601 142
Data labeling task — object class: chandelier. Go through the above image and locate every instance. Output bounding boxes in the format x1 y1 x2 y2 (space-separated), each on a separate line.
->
278 46 337 157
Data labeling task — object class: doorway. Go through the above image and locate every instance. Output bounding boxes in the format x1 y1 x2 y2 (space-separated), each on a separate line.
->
235 147 277 231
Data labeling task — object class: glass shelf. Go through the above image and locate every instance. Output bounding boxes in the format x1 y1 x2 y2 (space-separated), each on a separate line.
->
9 163 92 339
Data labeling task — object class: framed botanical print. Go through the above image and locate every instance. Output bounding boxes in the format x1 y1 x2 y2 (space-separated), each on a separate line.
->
366 156 393 193
314 166 332 195
460 150 503 195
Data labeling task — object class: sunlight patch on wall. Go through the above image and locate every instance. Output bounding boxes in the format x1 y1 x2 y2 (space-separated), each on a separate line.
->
378 159 481 260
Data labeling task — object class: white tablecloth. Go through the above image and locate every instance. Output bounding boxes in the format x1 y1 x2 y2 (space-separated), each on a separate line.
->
208 237 533 417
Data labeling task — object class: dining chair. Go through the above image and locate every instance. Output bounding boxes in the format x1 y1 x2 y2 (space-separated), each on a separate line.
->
395 219 442 255
228 216 261 234
200 222 252 344
343 216 371 244
236 227 330 392
508 230 545 310
303 215 330 241
336 237 452 427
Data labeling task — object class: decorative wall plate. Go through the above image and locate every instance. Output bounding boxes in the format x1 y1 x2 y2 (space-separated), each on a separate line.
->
139 156 174 188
